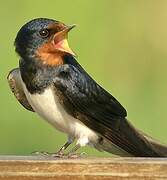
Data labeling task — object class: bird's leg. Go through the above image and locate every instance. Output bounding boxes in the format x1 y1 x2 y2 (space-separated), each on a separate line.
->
66 137 89 158
66 144 84 158
57 141 72 154
32 136 74 157
53 139 74 157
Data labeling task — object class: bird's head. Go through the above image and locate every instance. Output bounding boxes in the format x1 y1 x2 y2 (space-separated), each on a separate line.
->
15 18 76 66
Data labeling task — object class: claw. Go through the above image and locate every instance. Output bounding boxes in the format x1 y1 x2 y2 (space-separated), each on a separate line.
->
31 151 52 156
31 137 75 158
32 151 67 158
67 152 87 158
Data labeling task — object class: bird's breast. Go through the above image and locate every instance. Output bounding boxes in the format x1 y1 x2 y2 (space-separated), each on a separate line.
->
21 81 98 143
23 84 76 133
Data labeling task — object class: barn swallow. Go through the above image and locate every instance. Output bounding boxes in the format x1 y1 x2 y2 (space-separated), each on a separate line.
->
8 18 167 157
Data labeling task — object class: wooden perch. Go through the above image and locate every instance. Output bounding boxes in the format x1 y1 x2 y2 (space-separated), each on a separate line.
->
0 156 166 179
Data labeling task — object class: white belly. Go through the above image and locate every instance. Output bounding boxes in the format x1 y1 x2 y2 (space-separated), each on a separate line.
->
22 82 98 146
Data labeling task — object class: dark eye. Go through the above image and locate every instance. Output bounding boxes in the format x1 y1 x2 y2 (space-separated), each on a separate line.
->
39 29 50 38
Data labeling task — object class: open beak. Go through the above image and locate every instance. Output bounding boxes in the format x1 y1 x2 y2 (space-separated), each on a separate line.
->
53 24 76 56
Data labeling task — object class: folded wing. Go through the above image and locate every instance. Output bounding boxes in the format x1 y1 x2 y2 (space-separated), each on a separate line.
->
53 64 167 157
7 68 34 112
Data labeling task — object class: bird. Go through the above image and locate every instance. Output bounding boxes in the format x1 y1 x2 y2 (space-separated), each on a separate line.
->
7 18 167 157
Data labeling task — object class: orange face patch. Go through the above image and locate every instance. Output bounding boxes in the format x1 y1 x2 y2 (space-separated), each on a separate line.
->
36 41 65 66
35 22 74 66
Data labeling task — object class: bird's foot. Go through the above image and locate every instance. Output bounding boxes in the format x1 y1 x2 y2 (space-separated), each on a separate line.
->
66 151 87 158
32 151 87 158
31 151 66 158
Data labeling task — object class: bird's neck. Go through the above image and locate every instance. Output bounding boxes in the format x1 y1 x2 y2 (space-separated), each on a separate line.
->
36 48 65 66
19 56 57 94
19 54 77 94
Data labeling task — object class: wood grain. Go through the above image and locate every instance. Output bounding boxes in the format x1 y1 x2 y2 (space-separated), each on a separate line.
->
0 156 166 179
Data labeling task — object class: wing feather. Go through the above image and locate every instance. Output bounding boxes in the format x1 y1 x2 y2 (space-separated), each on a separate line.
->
53 64 164 157
7 68 34 112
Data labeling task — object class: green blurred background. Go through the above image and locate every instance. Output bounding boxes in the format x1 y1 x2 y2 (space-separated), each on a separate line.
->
1 0 167 156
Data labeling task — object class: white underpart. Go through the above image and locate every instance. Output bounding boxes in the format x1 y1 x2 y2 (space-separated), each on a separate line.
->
21 81 99 147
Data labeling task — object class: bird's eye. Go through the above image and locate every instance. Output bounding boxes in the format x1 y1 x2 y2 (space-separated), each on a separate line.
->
39 29 50 38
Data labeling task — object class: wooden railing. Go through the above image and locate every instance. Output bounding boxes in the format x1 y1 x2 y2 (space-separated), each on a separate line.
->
0 156 166 179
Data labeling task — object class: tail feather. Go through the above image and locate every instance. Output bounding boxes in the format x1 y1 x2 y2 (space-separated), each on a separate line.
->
95 138 133 157
96 118 167 157
140 130 167 157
